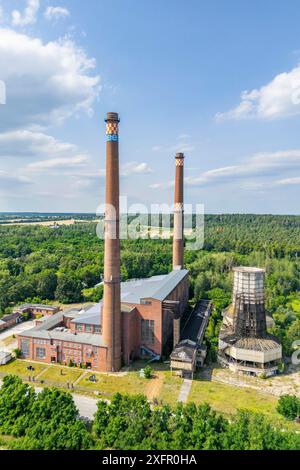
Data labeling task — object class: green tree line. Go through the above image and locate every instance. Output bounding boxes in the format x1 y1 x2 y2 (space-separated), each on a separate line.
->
0 375 299 450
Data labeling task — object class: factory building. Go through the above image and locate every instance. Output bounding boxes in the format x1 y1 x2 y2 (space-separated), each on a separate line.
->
218 267 282 377
18 113 189 372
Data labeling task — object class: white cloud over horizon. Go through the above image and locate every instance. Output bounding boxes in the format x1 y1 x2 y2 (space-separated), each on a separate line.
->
150 149 300 191
216 64 300 121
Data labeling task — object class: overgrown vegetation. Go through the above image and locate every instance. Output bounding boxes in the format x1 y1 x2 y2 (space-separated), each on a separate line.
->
0 375 299 450
277 395 300 421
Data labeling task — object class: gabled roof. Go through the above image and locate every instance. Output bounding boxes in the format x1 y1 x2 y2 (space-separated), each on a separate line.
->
170 339 197 363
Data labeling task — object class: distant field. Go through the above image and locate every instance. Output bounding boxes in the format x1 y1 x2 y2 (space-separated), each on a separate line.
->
0 219 95 227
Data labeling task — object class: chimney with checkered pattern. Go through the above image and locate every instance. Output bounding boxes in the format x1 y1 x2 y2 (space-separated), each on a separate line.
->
173 153 185 270
102 112 122 372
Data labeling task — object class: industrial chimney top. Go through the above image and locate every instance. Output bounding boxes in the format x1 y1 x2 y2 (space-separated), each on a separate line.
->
105 112 120 122
175 152 185 159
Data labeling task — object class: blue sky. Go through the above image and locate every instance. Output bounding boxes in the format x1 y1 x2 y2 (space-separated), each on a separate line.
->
0 0 300 213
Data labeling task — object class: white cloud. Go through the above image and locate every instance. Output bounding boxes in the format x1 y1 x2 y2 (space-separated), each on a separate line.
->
0 28 100 131
216 64 300 121
27 154 88 171
273 176 300 186
0 130 77 158
121 162 153 176
150 149 300 190
44 6 70 21
0 130 91 176
12 0 40 26
185 150 300 186
0 170 31 188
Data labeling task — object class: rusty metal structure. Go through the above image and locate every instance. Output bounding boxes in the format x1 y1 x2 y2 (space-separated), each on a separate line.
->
173 153 185 270
102 112 122 372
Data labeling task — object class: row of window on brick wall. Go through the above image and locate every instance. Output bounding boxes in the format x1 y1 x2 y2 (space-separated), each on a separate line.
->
75 324 101 334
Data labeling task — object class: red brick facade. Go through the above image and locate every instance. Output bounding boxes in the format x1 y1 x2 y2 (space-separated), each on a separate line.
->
18 272 189 372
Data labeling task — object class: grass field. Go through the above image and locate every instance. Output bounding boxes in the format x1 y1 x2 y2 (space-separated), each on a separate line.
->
189 375 278 417
188 374 300 432
0 360 46 378
158 372 183 404
38 366 84 385
77 371 149 397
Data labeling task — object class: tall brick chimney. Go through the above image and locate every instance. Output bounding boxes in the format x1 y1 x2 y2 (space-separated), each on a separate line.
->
173 153 185 270
102 112 122 372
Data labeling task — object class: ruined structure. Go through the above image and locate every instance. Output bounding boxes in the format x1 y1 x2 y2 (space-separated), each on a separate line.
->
218 267 282 377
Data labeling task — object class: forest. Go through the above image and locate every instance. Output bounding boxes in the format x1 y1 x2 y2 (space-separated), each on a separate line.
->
0 214 300 358
0 375 300 450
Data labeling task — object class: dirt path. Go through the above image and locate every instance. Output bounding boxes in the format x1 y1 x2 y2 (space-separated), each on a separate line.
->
145 372 164 401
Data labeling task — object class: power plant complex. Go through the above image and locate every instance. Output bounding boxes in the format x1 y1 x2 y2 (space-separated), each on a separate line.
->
18 113 189 372
17 112 282 376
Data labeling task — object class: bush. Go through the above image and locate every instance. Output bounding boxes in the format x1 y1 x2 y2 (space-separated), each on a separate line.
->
13 348 21 358
143 366 153 379
277 395 300 421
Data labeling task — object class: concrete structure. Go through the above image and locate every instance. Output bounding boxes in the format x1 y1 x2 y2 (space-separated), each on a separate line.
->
218 267 282 377
102 112 122 372
170 300 212 377
17 111 190 372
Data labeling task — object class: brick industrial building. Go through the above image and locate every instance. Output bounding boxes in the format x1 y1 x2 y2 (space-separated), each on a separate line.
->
18 113 189 372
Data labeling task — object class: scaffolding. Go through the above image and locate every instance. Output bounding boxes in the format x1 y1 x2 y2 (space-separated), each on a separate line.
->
233 293 267 338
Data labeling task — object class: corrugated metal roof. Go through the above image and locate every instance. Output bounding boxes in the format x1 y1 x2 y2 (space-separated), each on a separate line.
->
120 269 189 304
20 328 105 347
72 303 103 325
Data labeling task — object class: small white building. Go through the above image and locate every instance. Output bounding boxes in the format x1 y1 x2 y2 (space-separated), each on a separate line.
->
0 351 12 365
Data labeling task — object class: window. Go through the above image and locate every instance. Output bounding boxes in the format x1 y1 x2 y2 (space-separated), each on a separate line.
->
76 324 83 332
141 319 155 345
20 339 30 356
36 347 46 359
86 325 93 333
94 326 101 334
141 300 152 306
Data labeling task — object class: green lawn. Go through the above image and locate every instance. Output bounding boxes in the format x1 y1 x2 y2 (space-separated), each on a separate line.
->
189 375 278 417
188 374 300 432
0 359 47 378
77 371 149 397
159 372 183 405
38 366 84 385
